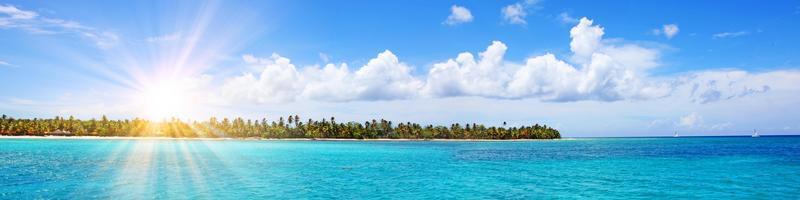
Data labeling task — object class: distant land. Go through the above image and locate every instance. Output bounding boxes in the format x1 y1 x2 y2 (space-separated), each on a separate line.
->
0 115 560 140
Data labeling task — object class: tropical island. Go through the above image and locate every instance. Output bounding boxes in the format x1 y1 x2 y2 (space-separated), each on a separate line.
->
0 114 560 140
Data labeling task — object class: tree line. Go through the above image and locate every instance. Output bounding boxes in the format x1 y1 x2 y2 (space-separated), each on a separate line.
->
0 114 560 139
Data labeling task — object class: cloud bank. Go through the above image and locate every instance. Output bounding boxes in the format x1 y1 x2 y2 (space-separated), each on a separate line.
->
423 18 668 101
220 17 795 105
223 51 422 103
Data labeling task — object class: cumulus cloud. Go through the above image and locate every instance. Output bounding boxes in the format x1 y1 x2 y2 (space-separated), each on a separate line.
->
652 24 679 39
494 17 668 101
223 51 422 103
422 18 670 101
713 31 749 39
222 17 788 105
222 54 305 103
663 24 679 38
443 5 473 25
0 4 118 48
569 18 605 60
501 4 527 25
422 41 513 97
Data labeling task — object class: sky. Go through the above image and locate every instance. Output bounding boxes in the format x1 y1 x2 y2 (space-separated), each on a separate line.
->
1 0 799 137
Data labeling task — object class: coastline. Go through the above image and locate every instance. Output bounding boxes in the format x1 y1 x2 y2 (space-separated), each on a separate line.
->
0 135 568 141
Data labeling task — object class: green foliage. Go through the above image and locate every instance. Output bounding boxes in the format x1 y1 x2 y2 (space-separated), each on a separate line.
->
0 114 560 139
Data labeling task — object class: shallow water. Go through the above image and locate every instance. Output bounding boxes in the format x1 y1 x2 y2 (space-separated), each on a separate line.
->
1 136 799 199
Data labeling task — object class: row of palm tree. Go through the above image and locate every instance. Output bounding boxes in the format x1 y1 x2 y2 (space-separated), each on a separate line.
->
0 114 560 139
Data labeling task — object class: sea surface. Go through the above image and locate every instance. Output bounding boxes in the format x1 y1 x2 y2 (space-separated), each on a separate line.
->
1 136 799 199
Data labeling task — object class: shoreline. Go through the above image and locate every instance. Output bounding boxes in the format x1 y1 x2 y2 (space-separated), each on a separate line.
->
0 135 567 141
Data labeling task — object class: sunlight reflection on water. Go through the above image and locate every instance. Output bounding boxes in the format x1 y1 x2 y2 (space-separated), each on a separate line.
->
1 137 799 199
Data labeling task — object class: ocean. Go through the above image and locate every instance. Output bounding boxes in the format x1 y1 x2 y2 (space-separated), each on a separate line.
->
1 136 798 199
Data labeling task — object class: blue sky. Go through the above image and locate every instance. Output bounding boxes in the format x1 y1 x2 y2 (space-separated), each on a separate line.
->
1 0 799 136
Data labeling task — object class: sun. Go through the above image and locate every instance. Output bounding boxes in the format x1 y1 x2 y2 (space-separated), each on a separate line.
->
140 80 189 121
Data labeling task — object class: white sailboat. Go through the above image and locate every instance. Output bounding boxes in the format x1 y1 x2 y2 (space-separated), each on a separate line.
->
752 129 760 138
673 131 679 137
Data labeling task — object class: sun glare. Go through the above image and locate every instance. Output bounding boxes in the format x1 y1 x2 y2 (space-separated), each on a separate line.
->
141 80 189 121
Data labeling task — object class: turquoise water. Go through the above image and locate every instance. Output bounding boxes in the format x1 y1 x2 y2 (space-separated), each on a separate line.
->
1 137 799 199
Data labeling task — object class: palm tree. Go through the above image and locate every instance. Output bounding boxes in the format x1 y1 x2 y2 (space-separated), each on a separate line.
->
0 114 560 139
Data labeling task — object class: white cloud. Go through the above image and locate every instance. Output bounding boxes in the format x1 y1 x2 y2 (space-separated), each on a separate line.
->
422 20 669 102
499 17 667 101
223 53 305 103
713 31 749 39
676 112 732 130
222 17 793 107
0 60 16 68
348 50 423 100
682 70 775 104
652 24 679 39
558 12 578 24
678 112 702 127
655 69 800 132
569 18 605 60
663 24 679 38
502 3 527 25
223 51 423 103
422 41 513 97
0 4 118 48
443 5 473 25
228 17 672 103
0 4 37 19
501 0 540 25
